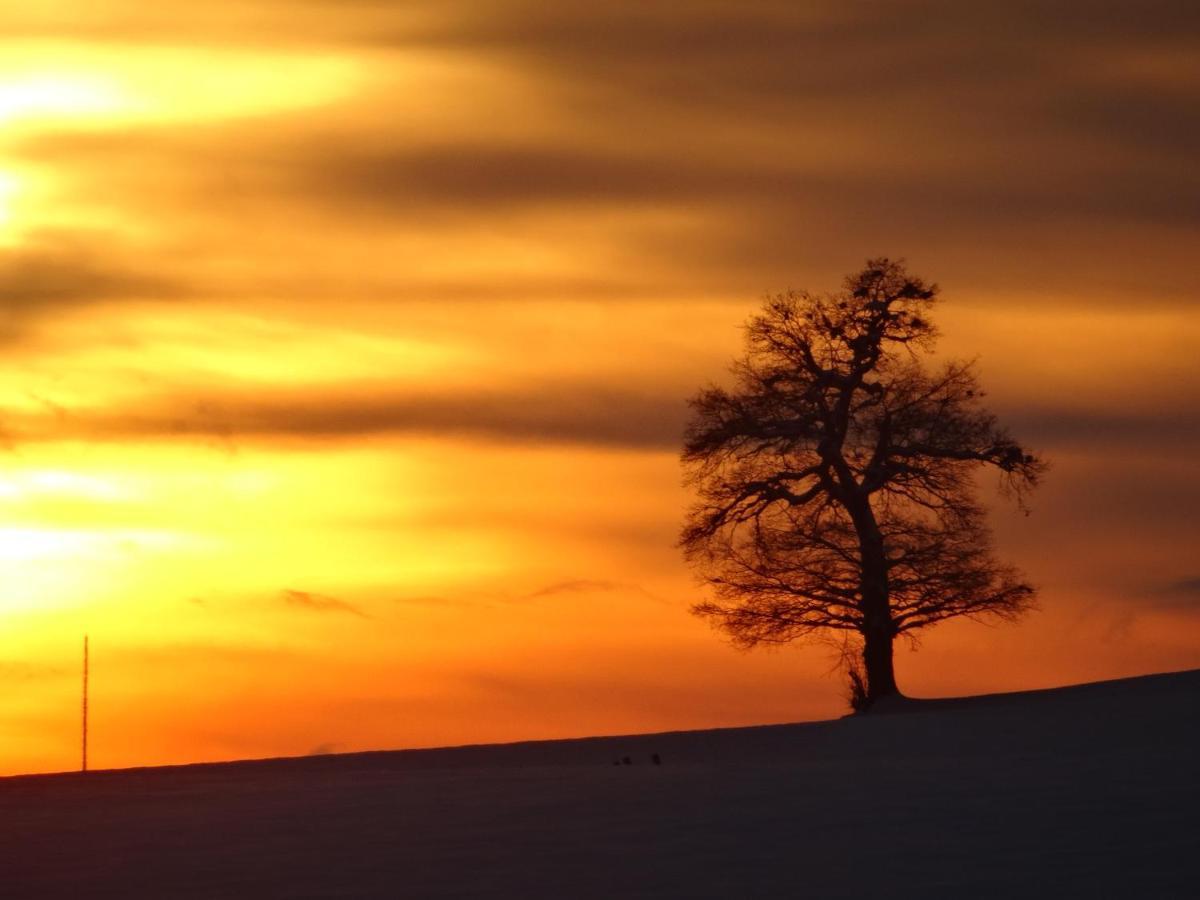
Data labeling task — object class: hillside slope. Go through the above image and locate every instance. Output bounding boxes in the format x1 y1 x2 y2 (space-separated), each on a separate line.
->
2 668 1197 898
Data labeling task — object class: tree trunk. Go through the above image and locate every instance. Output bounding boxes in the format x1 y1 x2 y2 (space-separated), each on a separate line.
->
852 498 901 706
862 622 899 704
838 478 902 706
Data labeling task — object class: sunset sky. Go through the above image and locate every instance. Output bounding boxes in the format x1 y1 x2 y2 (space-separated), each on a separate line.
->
1 1 1198 775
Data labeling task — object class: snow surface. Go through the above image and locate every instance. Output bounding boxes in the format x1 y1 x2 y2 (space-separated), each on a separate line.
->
1 669 1197 898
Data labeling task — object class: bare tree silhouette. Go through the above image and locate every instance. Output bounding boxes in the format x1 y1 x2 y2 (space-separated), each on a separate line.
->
681 259 1045 709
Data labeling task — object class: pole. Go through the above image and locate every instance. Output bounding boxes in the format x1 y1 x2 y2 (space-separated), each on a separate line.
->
82 634 88 773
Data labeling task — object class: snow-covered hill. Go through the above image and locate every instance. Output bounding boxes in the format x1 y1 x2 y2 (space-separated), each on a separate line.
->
3 668 1196 898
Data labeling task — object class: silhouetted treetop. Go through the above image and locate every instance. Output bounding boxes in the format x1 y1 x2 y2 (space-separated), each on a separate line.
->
681 258 1045 709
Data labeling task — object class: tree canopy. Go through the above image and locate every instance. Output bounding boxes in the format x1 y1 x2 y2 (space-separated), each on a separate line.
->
681 259 1045 708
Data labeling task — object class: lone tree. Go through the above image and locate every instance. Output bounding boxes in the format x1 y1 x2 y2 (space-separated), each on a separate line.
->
681 259 1044 710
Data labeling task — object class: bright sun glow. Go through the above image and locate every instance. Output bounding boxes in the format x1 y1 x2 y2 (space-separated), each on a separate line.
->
0 526 117 615
0 170 21 231
0 44 363 130
0 74 129 125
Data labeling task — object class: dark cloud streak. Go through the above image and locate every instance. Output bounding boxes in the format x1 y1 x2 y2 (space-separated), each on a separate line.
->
6 378 1198 457
1143 578 1200 613
0 232 187 310
281 589 369 618
26 382 688 450
1009 407 1200 452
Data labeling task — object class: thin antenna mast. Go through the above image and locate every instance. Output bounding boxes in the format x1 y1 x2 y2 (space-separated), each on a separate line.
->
82 635 88 773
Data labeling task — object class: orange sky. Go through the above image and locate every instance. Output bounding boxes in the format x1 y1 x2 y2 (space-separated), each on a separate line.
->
1 1 1198 775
